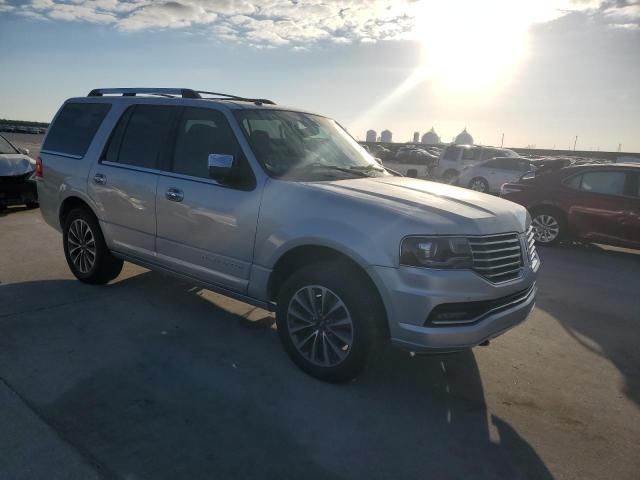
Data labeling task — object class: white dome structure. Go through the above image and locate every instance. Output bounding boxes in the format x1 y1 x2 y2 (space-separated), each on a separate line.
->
454 128 474 145
421 127 441 145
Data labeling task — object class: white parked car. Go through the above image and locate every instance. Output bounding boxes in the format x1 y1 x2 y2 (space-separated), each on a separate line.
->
436 145 520 184
458 157 536 193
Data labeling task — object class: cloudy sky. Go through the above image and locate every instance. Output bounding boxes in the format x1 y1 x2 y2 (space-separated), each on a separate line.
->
1 0 639 151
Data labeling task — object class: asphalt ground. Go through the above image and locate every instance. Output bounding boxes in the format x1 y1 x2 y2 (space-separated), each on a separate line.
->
0 206 639 480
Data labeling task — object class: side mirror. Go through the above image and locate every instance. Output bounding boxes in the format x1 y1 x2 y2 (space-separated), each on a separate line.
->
20 147 30 155
208 154 234 181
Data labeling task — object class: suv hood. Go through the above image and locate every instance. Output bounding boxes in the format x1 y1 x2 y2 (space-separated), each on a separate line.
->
305 176 528 235
0 154 36 177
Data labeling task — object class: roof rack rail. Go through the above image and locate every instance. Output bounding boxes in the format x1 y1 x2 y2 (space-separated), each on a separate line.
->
88 88 201 98
195 91 276 105
87 88 276 105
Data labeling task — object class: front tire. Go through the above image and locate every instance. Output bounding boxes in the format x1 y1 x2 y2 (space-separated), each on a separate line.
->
468 177 489 193
276 263 385 382
63 207 123 284
531 208 565 246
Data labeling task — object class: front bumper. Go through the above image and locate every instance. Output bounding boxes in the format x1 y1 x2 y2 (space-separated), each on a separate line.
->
368 263 538 352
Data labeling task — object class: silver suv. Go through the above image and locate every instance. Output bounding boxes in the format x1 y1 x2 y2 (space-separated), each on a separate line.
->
37 88 539 382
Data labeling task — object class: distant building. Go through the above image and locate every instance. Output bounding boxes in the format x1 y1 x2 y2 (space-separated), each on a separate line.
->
366 130 377 142
380 129 393 143
421 127 441 145
454 128 474 145
413 131 420 143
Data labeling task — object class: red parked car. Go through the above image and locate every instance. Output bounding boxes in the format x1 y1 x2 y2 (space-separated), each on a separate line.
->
500 163 640 248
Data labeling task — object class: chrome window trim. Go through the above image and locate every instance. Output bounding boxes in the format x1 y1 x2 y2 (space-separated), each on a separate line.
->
40 149 83 160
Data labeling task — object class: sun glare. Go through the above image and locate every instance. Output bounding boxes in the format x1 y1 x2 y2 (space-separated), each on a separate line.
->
412 0 530 93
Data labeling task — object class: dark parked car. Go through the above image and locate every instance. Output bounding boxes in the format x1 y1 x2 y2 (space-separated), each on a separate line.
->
0 134 38 210
501 163 640 248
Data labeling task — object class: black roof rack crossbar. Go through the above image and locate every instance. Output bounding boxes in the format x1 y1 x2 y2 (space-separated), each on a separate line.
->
88 88 201 98
87 88 275 104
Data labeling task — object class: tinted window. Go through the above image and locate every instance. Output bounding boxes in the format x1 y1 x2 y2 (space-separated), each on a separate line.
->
43 103 110 157
172 108 240 178
580 171 625 196
566 174 582 189
443 146 461 161
480 149 498 161
462 148 481 161
109 105 176 169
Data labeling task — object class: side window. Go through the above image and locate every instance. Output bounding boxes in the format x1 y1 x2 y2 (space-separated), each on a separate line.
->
172 107 241 179
462 148 481 161
108 105 176 169
42 102 111 157
480 149 497 161
580 171 625 196
483 159 499 168
566 174 582 189
443 146 461 161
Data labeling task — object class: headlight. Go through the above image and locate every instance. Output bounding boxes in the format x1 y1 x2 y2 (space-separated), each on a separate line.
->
400 236 473 269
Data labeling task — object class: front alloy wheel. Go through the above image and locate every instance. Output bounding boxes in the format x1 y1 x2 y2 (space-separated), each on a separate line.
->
287 286 354 368
276 263 385 382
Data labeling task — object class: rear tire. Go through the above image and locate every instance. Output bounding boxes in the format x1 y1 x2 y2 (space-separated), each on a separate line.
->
531 208 566 246
63 207 123 284
276 262 386 382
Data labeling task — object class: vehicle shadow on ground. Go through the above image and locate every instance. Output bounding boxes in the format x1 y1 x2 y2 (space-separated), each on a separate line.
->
535 243 640 407
0 272 553 480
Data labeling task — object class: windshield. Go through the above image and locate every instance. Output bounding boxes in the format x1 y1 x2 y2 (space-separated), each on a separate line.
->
234 109 388 180
0 135 18 155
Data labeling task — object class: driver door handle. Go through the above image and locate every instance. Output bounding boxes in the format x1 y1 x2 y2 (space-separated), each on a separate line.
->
165 188 184 202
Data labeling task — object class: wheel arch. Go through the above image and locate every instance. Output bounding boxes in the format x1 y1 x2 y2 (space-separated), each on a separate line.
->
267 244 389 335
58 195 98 228
529 204 570 238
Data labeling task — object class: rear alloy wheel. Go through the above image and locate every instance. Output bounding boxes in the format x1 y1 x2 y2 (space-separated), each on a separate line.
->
63 207 123 284
469 177 489 193
531 210 564 246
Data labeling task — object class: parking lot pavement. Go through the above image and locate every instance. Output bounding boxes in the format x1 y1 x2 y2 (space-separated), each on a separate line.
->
1 208 639 480
2 133 44 159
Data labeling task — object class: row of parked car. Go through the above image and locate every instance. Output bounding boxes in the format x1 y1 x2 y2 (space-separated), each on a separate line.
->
364 142 639 249
0 124 47 134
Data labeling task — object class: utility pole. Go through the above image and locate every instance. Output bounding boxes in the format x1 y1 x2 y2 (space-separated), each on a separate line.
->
573 135 578 151
500 133 504 148
618 143 622 152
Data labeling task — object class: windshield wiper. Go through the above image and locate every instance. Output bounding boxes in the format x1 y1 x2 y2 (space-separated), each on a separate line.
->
348 164 386 173
294 163 369 177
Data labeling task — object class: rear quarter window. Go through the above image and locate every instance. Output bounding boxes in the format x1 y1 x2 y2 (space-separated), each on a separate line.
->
42 103 111 158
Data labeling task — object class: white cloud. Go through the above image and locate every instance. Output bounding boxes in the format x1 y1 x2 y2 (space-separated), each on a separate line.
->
2 0 637 47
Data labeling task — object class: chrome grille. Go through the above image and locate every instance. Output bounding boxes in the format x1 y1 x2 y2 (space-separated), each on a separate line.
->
469 233 524 283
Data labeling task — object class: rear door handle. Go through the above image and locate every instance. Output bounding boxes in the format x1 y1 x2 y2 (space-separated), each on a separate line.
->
165 188 184 202
93 173 106 185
